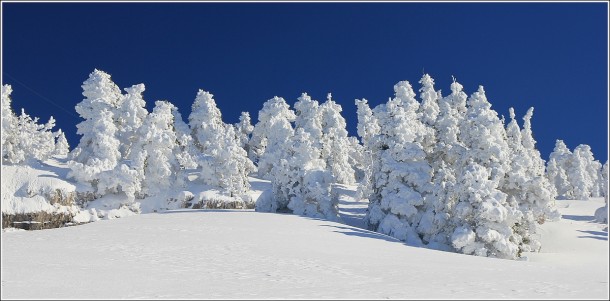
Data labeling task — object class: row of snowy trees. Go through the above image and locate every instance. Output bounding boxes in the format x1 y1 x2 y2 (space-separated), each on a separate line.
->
2 70 607 259
66 70 255 202
547 140 607 200
1 85 69 164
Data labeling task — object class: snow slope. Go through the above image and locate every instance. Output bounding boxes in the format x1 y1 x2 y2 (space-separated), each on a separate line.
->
2 195 607 299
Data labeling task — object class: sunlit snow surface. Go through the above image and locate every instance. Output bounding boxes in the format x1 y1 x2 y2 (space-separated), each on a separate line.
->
2 186 607 299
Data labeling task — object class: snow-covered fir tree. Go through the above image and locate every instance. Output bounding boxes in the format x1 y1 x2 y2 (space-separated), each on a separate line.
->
54 129 70 156
128 100 183 197
355 98 381 200
294 92 323 149
450 86 522 259
364 81 433 247
249 96 296 179
189 90 255 197
546 140 573 199
319 93 356 185
257 128 338 221
171 105 198 170
116 83 148 158
1 84 59 164
67 70 137 197
568 144 601 200
235 111 254 153
417 74 440 155
594 161 608 223
70 69 122 164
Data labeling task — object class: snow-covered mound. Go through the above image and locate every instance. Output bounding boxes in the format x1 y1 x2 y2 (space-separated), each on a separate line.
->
2 198 607 299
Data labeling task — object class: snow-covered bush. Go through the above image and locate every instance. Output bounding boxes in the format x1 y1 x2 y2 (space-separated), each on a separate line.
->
54 129 70 156
594 161 608 223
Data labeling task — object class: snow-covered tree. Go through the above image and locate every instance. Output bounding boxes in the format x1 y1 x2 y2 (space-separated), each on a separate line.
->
67 70 137 197
594 161 608 223
450 86 522 259
319 93 356 185
355 98 380 201
128 101 183 197
365 81 432 247
257 128 338 221
116 83 148 158
70 69 122 164
568 144 601 200
294 92 323 149
189 90 255 196
171 105 198 170
1 84 59 164
546 140 573 199
235 111 254 152
1 84 16 160
54 129 70 156
417 74 440 155
249 96 296 178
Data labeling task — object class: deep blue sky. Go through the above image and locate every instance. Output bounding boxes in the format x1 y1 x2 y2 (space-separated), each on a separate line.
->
2 2 608 163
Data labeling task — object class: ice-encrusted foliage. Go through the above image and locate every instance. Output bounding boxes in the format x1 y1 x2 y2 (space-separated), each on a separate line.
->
320 93 356 185
365 81 432 247
355 98 380 200
250 96 296 179
417 74 440 155
189 90 223 153
257 128 338 221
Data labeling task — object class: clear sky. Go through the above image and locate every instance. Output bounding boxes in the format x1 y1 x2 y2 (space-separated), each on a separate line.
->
2 2 608 163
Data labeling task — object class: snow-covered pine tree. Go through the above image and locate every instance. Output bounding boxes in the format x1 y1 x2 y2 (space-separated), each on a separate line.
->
116 83 148 158
128 100 182 197
54 129 70 156
1 84 59 164
70 69 122 164
235 111 254 153
594 161 608 223
546 140 573 199
319 93 356 185
188 90 255 197
1 84 16 161
171 105 198 170
364 81 432 247
355 98 381 201
419 78 469 249
257 128 338 221
417 74 440 156
568 144 601 200
294 92 323 149
450 86 521 259
249 96 296 179
67 70 137 197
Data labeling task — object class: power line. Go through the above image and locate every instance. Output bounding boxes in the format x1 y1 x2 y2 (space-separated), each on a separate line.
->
3 72 79 118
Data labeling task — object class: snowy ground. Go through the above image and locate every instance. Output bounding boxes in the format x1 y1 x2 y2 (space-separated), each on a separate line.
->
2 183 608 299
